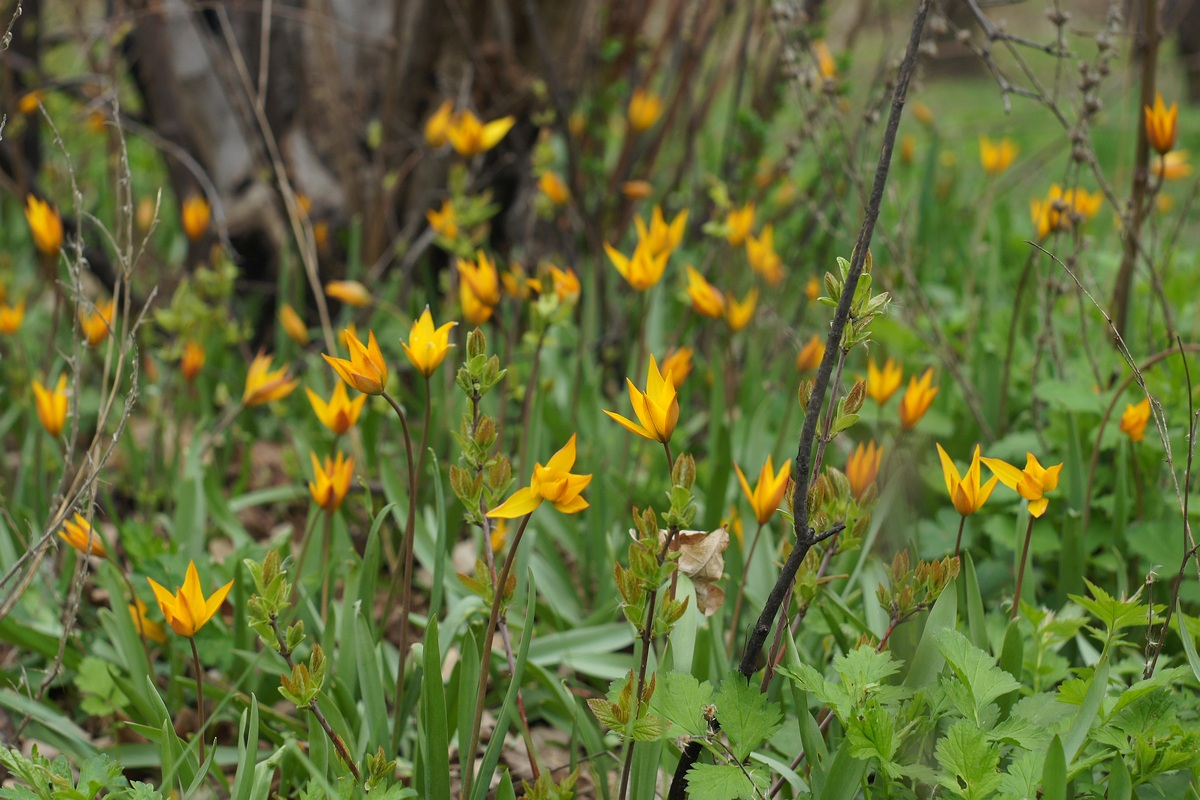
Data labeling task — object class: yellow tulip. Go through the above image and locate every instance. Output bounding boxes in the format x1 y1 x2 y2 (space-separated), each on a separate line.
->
746 224 784 285
17 90 43 115
33 375 69 437
147 561 234 638
1155 150 1192 181
724 203 755 247
309 451 355 512
25 195 63 257
323 330 387 395
0 301 25 334
402 306 457 377
426 199 460 239
306 382 367 435
1119 398 1151 443
548 265 581 303
603 355 679 443
660 347 693 387
324 280 372 307
461 280 494 325
685 266 725 318
458 250 502 307
59 513 107 558
80 299 116 347
181 194 211 242
898 367 938 430
538 172 570 205
734 456 790 525
805 276 821 302
980 452 1062 518
1145 92 1178 156
726 288 758 332
424 99 454 148
489 434 591 517
129 598 168 645
627 88 663 132
243 352 299 406
447 110 515 158
866 358 902 405
181 340 205 383
845 440 882 501
795 335 824 372
935 443 998 517
605 240 668 291
979 135 1018 176
278 304 311 346
634 205 687 257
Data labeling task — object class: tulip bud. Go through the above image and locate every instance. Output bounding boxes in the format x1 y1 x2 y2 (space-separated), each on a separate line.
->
844 378 867 414
671 453 696 490
467 328 486 360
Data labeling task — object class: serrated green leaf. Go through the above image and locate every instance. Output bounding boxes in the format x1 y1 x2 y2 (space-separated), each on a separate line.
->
934 628 1020 726
935 720 1002 800
845 703 899 775
648 672 711 738
714 673 783 761
684 763 767 800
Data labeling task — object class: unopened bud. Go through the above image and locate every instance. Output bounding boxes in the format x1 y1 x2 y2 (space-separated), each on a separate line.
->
844 378 867 414
671 453 696 490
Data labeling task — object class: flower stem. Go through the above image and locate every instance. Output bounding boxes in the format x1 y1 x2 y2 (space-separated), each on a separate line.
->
189 636 207 765
662 440 674 474
953 515 967 559
727 521 765 658
382 391 419 750
1012 515 1036 620
461 511 534 800
320 509 333 623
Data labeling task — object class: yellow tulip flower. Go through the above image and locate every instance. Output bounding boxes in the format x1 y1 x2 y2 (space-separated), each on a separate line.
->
147 561 234 638
243 352 299 406
447 110 515 158
59 513 107 558
980 452 1063 518
1145 92 1178 156
734 456 791 525
32 375 69 437
426 199 459 239
538 172 570 205
309 451 355 512
324 280 372 307
80 298 116 347
898 367 938 429
461 280 494 325
424 99 454 148
489 434 591 517
181 194 211 242
846 440 882 501
724 203 755 247
604 239 669 291
129 598 168 645
726 288 758 332
306 381 367 435
1155 150 1191 181
603 355 679 443
685 266 725 318
866 358 903 405
746 224 784 285
0 301 25 334
323 330 388 395
458 250 502 307
1119 398 1151 443
181 340 206 383
25 195 63 257
634 205 687 257
278 304 311 345
627 88 663 132
795 335 824 372
936 444 998 517
979 136 1018 176
660 347 693 387
402 306 457 377
549 265 581 303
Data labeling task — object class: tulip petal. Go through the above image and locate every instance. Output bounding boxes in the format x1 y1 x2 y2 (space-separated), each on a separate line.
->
980 457 1022 490
603 409 654 441
204 579 235 625
935 443 962 498
553 494 590 514
488 487 542 519
1028 497 1048 518
546 434 578 473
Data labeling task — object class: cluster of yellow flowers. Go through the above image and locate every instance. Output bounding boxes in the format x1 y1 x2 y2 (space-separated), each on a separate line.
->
425 100 516 159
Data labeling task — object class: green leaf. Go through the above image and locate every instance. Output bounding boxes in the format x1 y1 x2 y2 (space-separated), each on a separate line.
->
714 673 783 761
1069 579 1159 646
934 628 1020 725
1176 602 1200 684
1061 656 1108 763
904 577 958 689
934 720 1002 800
1040 735 1066 800
648 672 711 738
1106 756 1131 800
684 763 768 800
420 617 451 800
845 703 899 776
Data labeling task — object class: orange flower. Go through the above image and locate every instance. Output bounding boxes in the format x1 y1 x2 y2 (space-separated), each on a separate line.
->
726 288 758 332
898 367 938 429
605 240 668 291
627 88 663 132
426 199 459 239
980 452 1062 518
746 225 784 285
634 205 687 257
447 110 515 158
278 304 311 346
59 513 107 558
548 265 581 303
181 340 205 383
685 266 725 318
866 358 902 405
734 456 791 524
845 440 882 501
323 330 387 395
0 301 25 335
424 100 454 148
25 195 63 257
538 172 570 205
660 347 693 387
1119 398 1151 443
306 381 367 435
724 203 755 247
324 280 371 307
979 136 1018 176
458 251 502 307
129 598 168 645
309 452 355 512
1145 92 1178 156
33 375 69 437
243 352 299 406
795 335 824 372
181 195 211 242
621 181 654 200
147 561 234 638
80 299 116 347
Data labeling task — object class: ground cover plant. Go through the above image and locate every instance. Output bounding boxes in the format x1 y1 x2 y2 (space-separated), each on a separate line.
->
2 0 1200 798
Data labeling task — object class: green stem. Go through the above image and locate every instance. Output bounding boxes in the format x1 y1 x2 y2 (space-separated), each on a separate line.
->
320 509 333 623
953 515 967 559
189 637 206 765
382 391 419 751
727 521 765 658
1012 514 1036 620
461 511 534 800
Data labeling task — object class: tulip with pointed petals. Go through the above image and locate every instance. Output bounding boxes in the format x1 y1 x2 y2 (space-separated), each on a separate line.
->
936 444 998 517
243 352 299 406
980 452 1062 518
402 307 457 377
604 356 679 443
489 434 591 517
147 561 234 638
734 456 790 524
323 330 388 395
306 382 366 435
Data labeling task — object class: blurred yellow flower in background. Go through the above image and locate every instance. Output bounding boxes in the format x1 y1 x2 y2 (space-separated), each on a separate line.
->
1145 92 1178 156
309 452 355 512
25 195 63 257
80 299 116 347
1119 397 1151 442
447 110 515 158
402 307 457 377
846 440 882 501
325 280 372 307
306 382 366 435
726 288 758 332
324 330 387 396
898 367 938 429
685 266 725 318
59 513 107 558
244 352 299 406
627 88 663 132
33 375 69 437
866 357 902 405
979 135 1018 175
